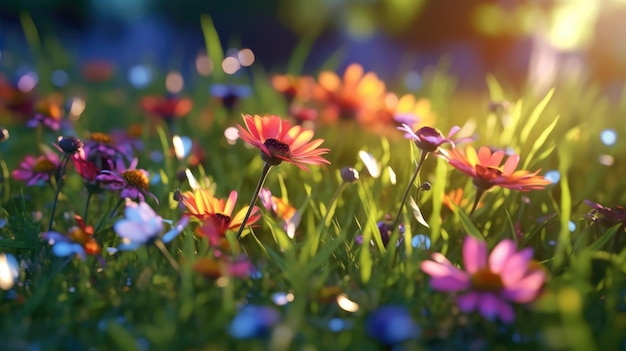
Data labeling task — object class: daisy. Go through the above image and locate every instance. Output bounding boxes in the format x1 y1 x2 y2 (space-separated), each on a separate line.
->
180 188 260 240
12 148 60 186
445 145 551 213
421 235 546 323
95 158 157 203
236 114 330 170
398 124 470 153
42 215 100 260
113 201 189 251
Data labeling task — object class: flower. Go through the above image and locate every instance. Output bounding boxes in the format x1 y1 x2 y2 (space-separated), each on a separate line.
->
445 146 551 191
193 255 255 279
340 167 360 183
210 83 251 110
355 218 405 247
0 253 19 290
259 188 301 238
228 305 281 339
392 96 436 129
42 215 100 260
83 132 131 171
236 114 330 170
80 59 114 82
26 94 66 131
12 148 60 186
421 235 546 323
398 124 469 153
113 201 189 250
180 189 260 240
270 74 315 103
0 74 35 117
313 63 387 126
57 136 84 155
366 305 420 345
140 95 193 121
584 200 626 227
95 158 157 202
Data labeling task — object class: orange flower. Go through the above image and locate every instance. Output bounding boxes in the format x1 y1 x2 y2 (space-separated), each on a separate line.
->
236 114 330 171
140 95 192 120
313 63 387 126
181 189 260 238
446 146 551 191
270 74 315 103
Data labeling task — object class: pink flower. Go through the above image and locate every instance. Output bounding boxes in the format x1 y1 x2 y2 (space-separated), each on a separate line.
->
95 158 157 202
420 236 546 323
397 124 470 153
12 148 60 186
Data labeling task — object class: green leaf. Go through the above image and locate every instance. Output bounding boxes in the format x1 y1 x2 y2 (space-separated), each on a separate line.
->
523 115 560 169
106 321 141 351
520 88 555 144
486 75 504 101
452 203 484 240
200 14 225 82
409 196 429 228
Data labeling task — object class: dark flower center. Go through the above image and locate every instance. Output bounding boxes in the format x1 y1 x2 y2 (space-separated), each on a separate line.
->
214 213 232 227
33 158 56 173
262 138 291 165
473 165 504 190
414 126 445 152
122 170 149 190
471 268 504 292
58 136 84 154
91 132 112 144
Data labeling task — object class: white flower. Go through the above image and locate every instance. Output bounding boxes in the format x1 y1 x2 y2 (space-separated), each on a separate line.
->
0 253 19 290
113 201 188 251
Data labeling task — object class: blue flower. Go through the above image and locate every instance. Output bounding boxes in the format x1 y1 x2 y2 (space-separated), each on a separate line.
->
228 305 281 339
366 305 420 345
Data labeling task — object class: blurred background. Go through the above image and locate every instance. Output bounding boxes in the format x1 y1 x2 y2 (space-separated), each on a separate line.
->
1 0 626 93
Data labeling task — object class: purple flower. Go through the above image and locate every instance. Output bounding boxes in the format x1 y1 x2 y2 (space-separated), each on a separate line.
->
398 124 471 153
584 200 626 227
355 219 405 247
366 305 420 345
113 201 188 251
95 158 157 203
11 148 60 186
421 236 546 323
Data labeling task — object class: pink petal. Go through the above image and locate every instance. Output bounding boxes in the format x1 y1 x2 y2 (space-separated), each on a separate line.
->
430 275 470 292
489 239 516 273
477 293 501 320
463 236 487 274
495 297 516 323
501 248 534 286
503 270 546 303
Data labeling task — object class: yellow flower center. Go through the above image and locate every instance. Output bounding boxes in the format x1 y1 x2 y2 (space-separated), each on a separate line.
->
122 170 149 190
67 226 90 245
33 158 56 173
90 132 112 144
470 268 504 292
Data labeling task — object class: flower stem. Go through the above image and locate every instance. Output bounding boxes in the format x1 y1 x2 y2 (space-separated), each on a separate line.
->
154 239 180 271
391 150 428 233
470 188 486 216
324 182 347 228
236 162 272 240
47 156 70 232
83 191 93 223
94 197 125 234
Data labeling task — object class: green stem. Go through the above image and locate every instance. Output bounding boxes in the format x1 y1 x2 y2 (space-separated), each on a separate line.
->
391 150 428 233
154 239 180 272
94 197 124 233
323 182 347 228
236 162 272 239
47 156 70 232
470 188 487 216
83 191 93 223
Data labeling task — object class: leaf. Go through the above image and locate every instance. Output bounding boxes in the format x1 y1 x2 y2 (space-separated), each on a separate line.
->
522 115 559 169
519 88 555 143
409 196 429 228
200 15 224 82
486 75 504 101
584 224 620 253
106 321 141 351
452 203 484 240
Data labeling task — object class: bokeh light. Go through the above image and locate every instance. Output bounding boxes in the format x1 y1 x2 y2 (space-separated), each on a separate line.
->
238 48 255 66
544 170 561 184
128 65 152 88
165 71 184 94
222 57 241 74
17 72 38 92
195 53 213 76
51 69 69 87
600 129 617 146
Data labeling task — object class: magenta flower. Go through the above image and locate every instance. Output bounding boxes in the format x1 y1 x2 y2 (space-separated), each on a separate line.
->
398 124 470 153
95 158 157 203
420 235 546 323
12 148 60 186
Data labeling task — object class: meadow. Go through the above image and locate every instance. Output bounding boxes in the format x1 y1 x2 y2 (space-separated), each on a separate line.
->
0 16 625 351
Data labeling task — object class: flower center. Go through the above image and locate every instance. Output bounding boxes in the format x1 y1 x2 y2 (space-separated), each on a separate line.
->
470 268 504 292
90 132 112 144
122 170 149 190
68 226 90 245
262 138 291 165
473 165 503 190
213 213 232 228
33 158 56 173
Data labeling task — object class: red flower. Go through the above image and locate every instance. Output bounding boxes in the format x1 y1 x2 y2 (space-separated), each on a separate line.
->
236 114 330 171
140 95 193 120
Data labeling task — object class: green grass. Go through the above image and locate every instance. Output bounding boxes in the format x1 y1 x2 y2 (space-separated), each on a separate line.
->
0 18 625 351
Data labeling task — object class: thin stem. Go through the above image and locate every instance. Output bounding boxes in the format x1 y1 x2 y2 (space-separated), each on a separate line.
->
94 197 124 233
83 191 93 223
470 188 487 216
324 182 347 228
154 239 180 271
47 156 70 231
391 150 428 233
236 162 272 240
108 198 125 219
